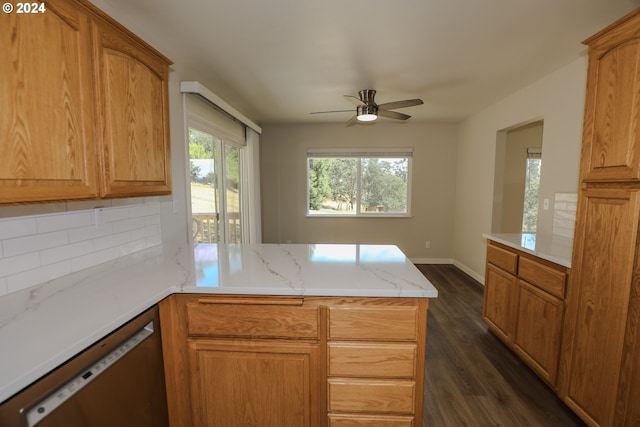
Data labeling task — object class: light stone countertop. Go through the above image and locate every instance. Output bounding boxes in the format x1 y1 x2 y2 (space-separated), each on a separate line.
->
0 243 437 404
483 233 573 268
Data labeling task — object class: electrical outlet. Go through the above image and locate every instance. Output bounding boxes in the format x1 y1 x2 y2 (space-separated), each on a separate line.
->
425 241 431 249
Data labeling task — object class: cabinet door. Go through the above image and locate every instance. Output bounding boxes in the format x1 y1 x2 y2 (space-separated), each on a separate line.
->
188 339 320 427
513 280 564 388
93 21 171 197
560 189 640 427
0 0 98 203
483 263 517 343
581 18 640 182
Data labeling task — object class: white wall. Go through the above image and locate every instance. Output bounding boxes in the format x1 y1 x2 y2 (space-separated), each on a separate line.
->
453 58 587 282
260 122 458 261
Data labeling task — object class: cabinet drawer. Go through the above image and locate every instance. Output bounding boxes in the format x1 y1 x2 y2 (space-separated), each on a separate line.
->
328 379 415 414
328 307 418 341
328 343 417 378
186 298 319 339
518 256 566 299
329 414 414 427
486 243 518 274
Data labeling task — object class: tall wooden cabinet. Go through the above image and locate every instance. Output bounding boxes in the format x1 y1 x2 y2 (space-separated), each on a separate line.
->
558 8 640 427
0 0 171 205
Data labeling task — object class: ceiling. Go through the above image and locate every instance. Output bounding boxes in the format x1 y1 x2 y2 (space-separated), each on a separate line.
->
104 0 639 125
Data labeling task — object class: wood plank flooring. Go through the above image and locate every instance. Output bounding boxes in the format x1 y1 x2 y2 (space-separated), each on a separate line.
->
416 264 586 427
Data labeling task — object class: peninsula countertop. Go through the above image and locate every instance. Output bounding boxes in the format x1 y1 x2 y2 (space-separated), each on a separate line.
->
483 232 573 267
0 243 437 404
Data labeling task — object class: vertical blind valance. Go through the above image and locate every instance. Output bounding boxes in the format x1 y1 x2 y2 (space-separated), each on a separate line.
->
186 94 246 146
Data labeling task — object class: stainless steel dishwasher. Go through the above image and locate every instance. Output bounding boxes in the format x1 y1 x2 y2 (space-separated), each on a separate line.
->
0 305 169 427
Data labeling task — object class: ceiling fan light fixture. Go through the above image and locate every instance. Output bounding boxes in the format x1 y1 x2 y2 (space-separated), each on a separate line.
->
356 105 378 122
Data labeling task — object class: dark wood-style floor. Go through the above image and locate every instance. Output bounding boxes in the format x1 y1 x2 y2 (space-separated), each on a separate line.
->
417 264 587 427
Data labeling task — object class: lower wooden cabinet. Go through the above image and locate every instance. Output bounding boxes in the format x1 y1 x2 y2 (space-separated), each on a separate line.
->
159 294 428 427
483 263 517 343
513 280 564 386
188 339 319 427
483 240 567 389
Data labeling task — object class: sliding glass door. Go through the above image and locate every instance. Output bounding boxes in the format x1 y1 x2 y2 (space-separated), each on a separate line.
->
189 125 243 243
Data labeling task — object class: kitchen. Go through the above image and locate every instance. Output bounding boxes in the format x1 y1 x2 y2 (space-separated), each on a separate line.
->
2 0 640 426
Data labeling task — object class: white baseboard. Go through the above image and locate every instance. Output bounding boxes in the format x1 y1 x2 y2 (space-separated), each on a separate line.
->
452 260 485 285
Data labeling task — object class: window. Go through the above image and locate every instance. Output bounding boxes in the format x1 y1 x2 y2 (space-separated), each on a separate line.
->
522 147 541 232
307 148 412 217
186 94 245 243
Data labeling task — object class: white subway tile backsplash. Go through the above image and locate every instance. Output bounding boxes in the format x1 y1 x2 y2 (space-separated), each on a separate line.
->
0 201 162 295
145 234 162 248
2 231 69 257
71 247 119 272
0 277 7 297
118 239 147 257
553 192 577 240
100 207 130 223
0 253 41 278
40 241 94 265
0 218 38 240
112 217 146 233
145 215 161 226
128 204 160 218
93 231 135 251
68 223 114 243
37 211 93 233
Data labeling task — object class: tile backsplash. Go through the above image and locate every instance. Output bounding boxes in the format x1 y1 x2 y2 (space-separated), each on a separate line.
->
0 199 162 296
553 192 577 239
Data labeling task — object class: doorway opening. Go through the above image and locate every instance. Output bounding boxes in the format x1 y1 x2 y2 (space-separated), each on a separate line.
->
491 120 543 233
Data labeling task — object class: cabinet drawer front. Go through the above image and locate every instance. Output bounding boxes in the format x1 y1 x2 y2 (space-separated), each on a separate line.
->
329 414 414 427
186 302 319 338
518 256 566 298
328 379 415 414
328 307 418 341
486 243 518 274
328 343 417 378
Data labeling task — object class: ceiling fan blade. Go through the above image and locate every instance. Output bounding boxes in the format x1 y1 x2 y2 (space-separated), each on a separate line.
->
310 109 354 114
345 115 358 127
377 99 423 110
378 110 411 120
344 95 366 107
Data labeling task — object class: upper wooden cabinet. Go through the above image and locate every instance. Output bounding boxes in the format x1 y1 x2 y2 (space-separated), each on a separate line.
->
0 0 98 203
581 10 640 182
93 19 171 197
0 0 171 205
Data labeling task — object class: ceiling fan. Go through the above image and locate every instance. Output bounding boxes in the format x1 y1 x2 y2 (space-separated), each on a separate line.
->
311 89 423 126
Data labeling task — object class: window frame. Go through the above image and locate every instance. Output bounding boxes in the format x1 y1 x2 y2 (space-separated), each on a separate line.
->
306 148 413 218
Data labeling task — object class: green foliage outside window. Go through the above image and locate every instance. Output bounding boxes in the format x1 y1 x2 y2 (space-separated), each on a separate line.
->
308 156 410 215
